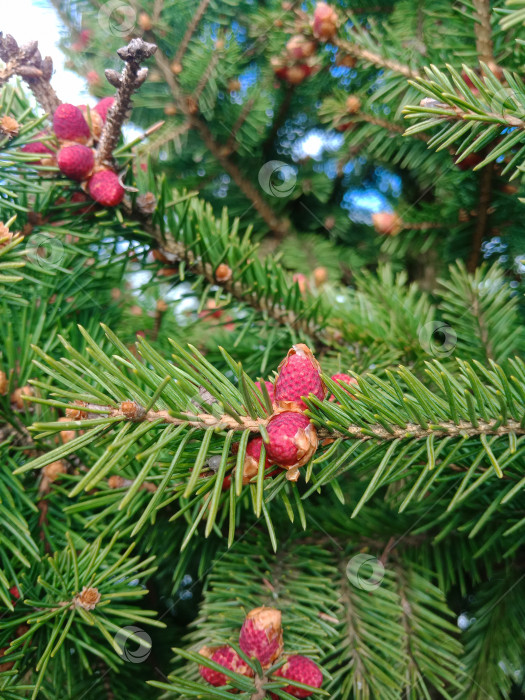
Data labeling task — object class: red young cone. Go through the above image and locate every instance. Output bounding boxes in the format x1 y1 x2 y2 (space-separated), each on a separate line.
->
273 655 323 698
94 96 116 122
242 436 272 484
198 645 253 686
52 104 90 144
21 132 55 165
255 380 275 406
88 170 125 207
239 607 283 667
275 344 325 410
57 144 94 181
329 373 358 401
266 412 318 480
312 2 338 41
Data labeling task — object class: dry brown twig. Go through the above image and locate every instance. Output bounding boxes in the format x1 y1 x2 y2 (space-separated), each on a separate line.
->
0 33 61 113
96 38 158 168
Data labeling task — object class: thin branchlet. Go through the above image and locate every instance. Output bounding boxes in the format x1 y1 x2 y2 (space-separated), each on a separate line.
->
0 33 60 113
64 401 525 443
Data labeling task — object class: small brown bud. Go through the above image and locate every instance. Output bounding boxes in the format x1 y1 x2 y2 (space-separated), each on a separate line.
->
336 53 356 68
66 401 87 420
500 183 518 195
186 96 199 114
163 103 178 116
11 385 33 410
120 400 145 421
105 69 122 88
156 299 168 312
345 95 361 113
372 212 402 236
158 266 179 277
0 371 7 395
75 586 101 611
324 215 336 230
214 39 225 50
57 417 76 444
313 266 328 286
0 115 19 137
111 288 122 300
138 12 153 31
170 61 183 74
43 460 67 482
215 263 233 282
136 192 157 214
108 475 126 489
227 79 241 92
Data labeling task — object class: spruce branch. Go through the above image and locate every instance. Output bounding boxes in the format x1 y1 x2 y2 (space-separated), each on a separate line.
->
96 38 157 168
192 48 220 103
226 96 258 153
120 196 335 344
65 400 265 432
169 0 212 70
333 35 421 80
467 162 494 272
149 44 293 238
0 34 60 114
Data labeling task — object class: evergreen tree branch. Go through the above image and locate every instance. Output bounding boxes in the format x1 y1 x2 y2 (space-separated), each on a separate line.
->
467 162 494 272
333 36 421 80
225 95 257 153
170 0 212 70
404 64 525 175
144 35 293 238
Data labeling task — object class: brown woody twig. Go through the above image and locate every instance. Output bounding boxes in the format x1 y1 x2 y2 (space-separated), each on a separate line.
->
96 38 157 168
0 33 60 114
